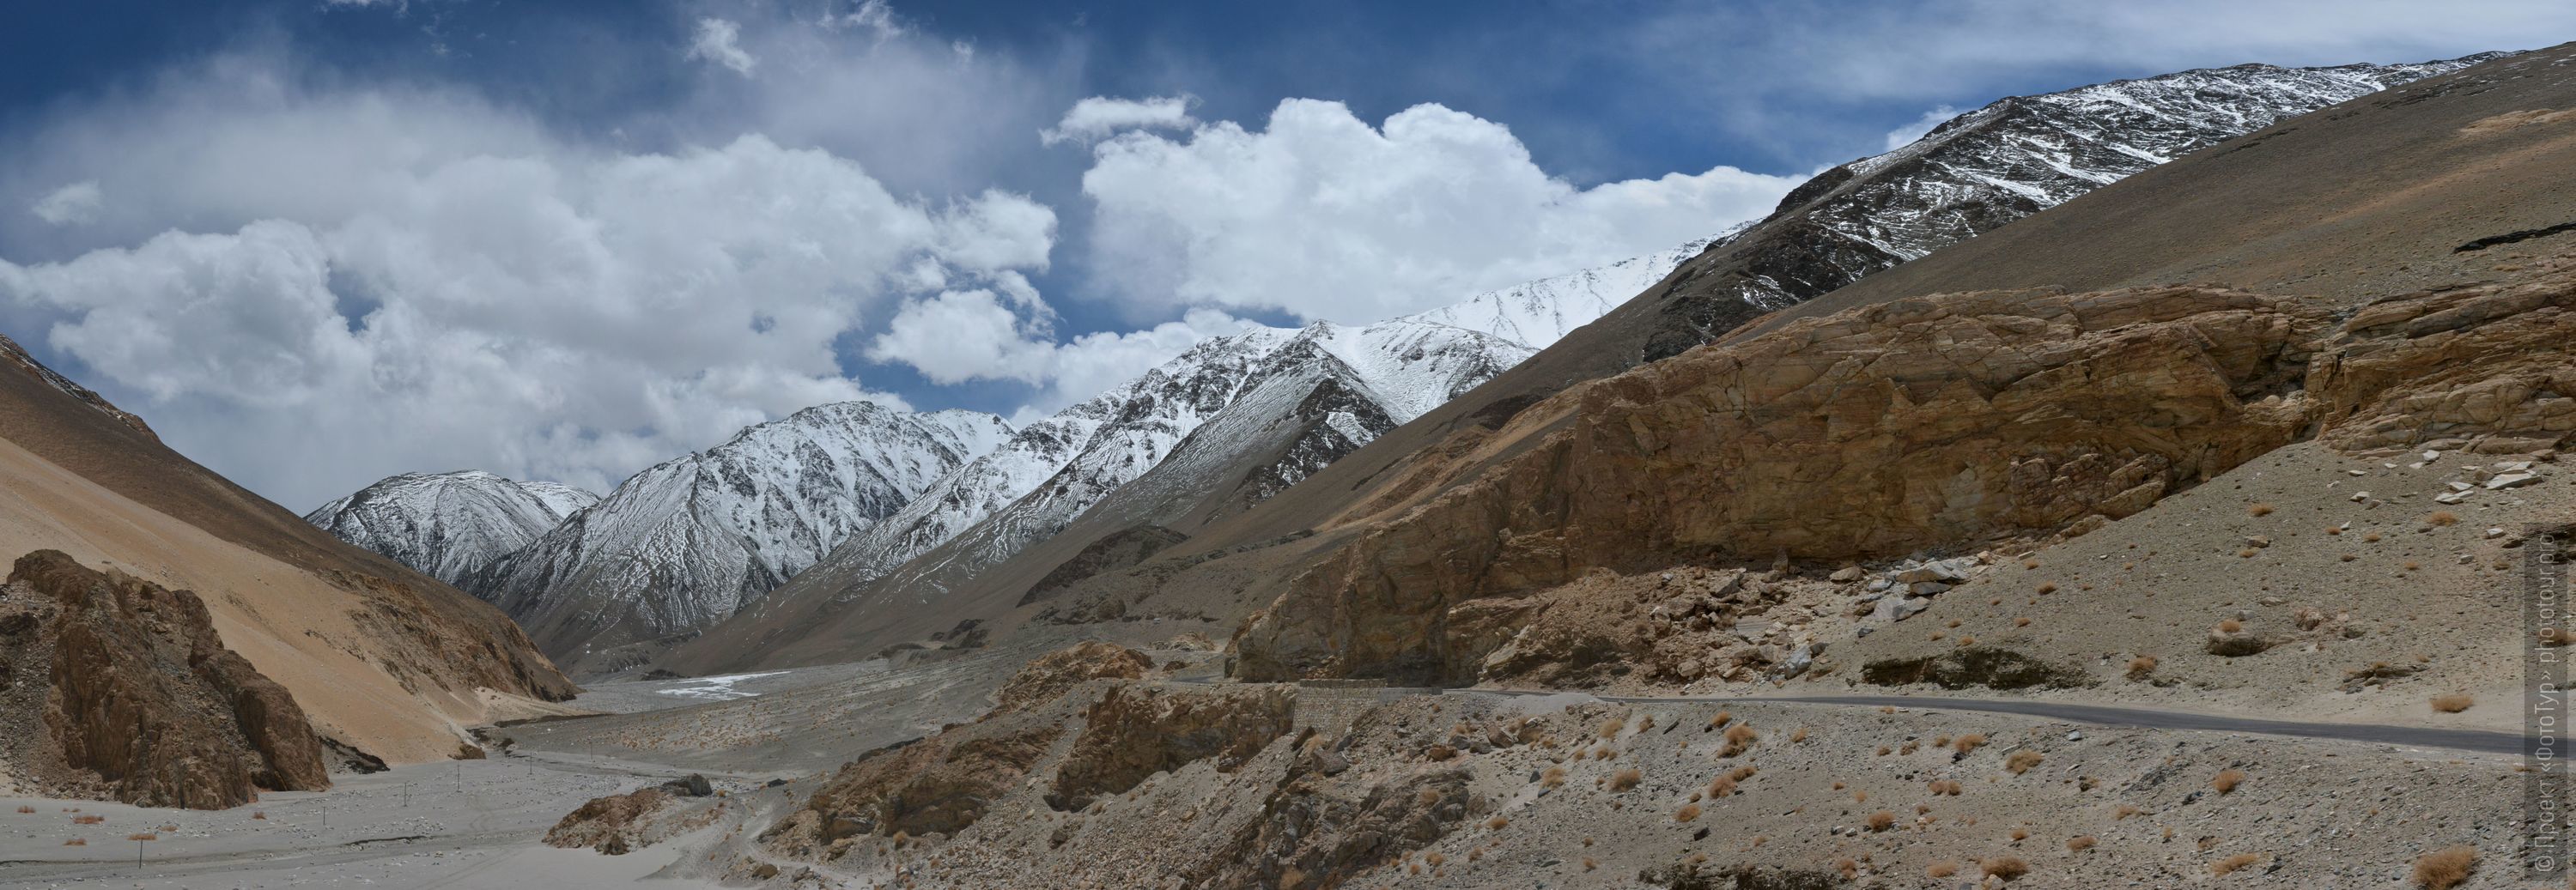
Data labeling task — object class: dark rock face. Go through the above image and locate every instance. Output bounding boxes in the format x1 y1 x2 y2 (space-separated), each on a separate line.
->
0 550 330 808
1047 685 1294 811
1019 527 1190 608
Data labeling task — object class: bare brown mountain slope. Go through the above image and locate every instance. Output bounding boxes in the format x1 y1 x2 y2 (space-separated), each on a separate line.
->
883 45 2576 690
1215 45 2576 682
0 344 574 767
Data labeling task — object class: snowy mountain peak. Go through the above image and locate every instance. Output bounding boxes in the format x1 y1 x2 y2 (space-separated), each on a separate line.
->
303 470 599 588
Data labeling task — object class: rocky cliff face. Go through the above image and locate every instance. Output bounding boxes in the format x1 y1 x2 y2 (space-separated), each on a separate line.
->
1236 264 2576 682
0 550 330 808
0 332 155 442
303 471 598 590
470 402 1010 667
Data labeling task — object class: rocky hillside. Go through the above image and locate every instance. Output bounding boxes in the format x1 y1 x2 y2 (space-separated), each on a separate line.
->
303 470 598 589
0 324 574 766
0 551 330 808
470 403 1009 669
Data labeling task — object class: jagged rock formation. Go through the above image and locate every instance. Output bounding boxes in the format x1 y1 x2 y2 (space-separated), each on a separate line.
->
1236 262 2576 682
303 471 597 589
1045 684 1294 810
0 551 329 808
470 402 1011 668
989 641 1152 715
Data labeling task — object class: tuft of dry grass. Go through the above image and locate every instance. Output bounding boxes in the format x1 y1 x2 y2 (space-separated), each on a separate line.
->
13 806 32 814
126 832 156 842
2238 548 2258 559
2022 559 2040 570
2427 511 2459 527
2210 853 2262 876
2115 804 2142 820
1485 815 1510 830
2211 770 2246 795
1957 635 1978 647
2411 845 2476 889
2248 503 2275 517
2217 619 2243 633
1928 779 1964 796
71 814 103 825
1953 734 1988 755
2005 750 2044 775
2010 827 2030 842
2365 531 2384 542
2067 835 2097 852
1581 857 1597 872
2014 616 2031 627
252 811 266 820
1926 861 1959 878
1608 767 1643 791
1424 851 1445 868
2037 582 2058 595
2405 560 2422 572
1598 717 1625 740
1720 723 1759 758
1675 803 1701 822
2430 693 2476 713
1865 811 1897 832
2127 655 2158 680
63 838 85 846
1982 857 2029 881
1706 776 1737 798
1540 766 1566 789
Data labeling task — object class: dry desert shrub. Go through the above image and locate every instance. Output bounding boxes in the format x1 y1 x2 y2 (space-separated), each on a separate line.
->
2430 693 2476 713
2427 511 2460 527
1609 768 1643 791
2010 827 2030 842
1706 776 1736 798
1581 857 1596 872
2005 750 2044 775
252 811 266 820
1982 857 2029 881
2210 853 2262 876
70 815 103 826
1835 857 1859 879
2067 835 2097 852
1674 803 1701 822
2248 503 2275 517
2114 804 2142 820
2127 655 2158 680
1866 811 1897 832
2014 616 2032 627
2366 531 2384 542
2211 770 2246 794
63 838 85 846
2405 560 2422 572
1789 726 1809 742
1485 815 1510 830
1720 723 1759 757
1926 861 1959 878
1598 717 1625 740
13 806 31 814
1953 734 1988 755
2217 619 2243 633
1928 779 1964 796
1424 851 1446 868
2037 582 2058 595
1957 635 1978 647
2411 845 2476 889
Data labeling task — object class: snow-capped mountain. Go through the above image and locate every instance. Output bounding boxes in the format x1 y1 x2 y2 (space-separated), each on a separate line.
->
1624 55 2495 360
465 402 1011 666
1403 235 1722 349
711 318 1529 630
302 470 598 588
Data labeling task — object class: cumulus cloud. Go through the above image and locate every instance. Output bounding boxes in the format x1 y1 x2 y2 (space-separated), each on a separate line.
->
1041 95 1197 146
686 17 758 76
29 181 101 226
1076 99 1801 324
0 63 1054 509
867 290 1245 416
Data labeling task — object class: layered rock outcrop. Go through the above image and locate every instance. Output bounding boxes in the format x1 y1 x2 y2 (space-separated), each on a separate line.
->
0 550 330 807
1048 684 1295 810
1238 267 2576 683
989 641 1152 715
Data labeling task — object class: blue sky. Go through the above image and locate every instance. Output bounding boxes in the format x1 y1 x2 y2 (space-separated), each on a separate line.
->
2 0 2566 508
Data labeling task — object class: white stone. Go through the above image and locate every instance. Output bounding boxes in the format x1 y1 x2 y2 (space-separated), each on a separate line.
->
2486 472 2541 490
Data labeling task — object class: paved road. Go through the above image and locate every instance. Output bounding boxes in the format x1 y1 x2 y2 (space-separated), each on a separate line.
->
1327 683 2538 756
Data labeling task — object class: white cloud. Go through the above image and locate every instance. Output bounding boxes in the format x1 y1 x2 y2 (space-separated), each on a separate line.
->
29 181 101 226
1076 99 1801 324
823 0 906 39
686 17 758 76
1041 95 1196 146
867 290 1245 416
1882 106 1960 151
0 65 1054 509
